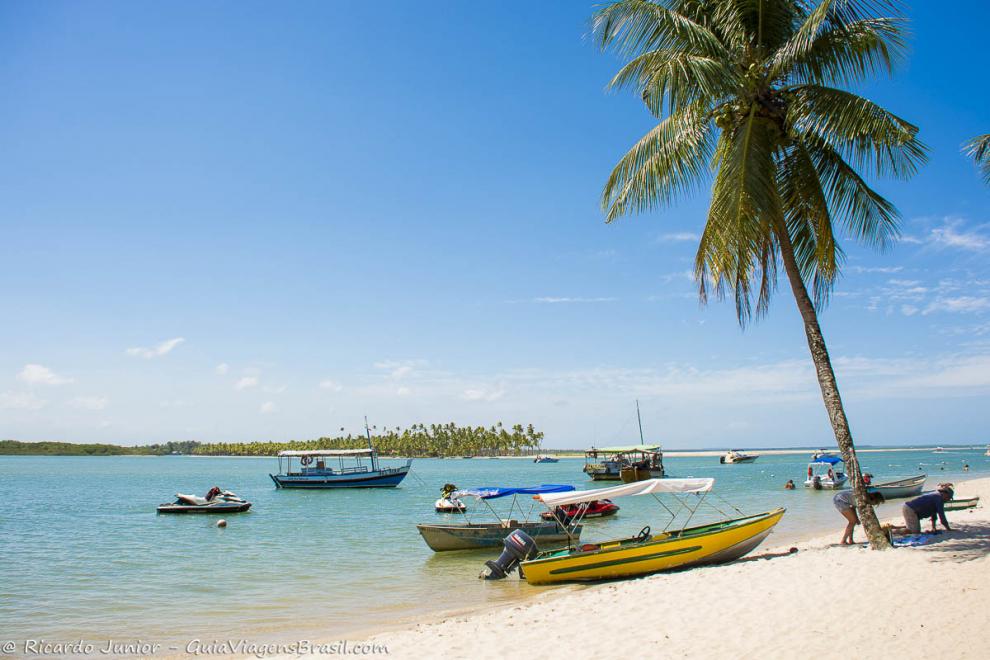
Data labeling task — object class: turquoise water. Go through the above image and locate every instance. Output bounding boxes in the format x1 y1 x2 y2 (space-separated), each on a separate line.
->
1 448 986 643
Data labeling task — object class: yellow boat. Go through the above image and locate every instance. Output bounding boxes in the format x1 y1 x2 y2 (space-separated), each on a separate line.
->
508 478 785 585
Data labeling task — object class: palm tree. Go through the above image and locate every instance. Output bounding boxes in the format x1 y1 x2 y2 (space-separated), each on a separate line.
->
593 0 927 549
963 134 990 184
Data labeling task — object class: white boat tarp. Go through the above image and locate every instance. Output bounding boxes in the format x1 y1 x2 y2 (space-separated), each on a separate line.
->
535 478 714 507
277 449 375 457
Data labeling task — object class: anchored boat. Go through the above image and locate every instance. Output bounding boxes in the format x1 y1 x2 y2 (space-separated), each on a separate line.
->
157 487 251 514
720 450 759 464
481 478 784 584
945 496 980 511
804 455 847 490
417 484 581 552
583 445 664 481
435 483 467 513
868 474 926 500
270 448 411 488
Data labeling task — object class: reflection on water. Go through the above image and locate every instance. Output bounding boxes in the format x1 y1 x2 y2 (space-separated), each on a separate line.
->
0 448 984 641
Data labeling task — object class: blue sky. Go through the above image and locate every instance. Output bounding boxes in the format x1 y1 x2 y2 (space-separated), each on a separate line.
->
1 1 989 448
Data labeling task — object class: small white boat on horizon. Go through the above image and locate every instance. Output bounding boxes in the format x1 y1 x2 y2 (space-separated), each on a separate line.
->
720 450 758 464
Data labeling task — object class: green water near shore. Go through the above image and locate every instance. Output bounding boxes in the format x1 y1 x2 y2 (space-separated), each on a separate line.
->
1 449 985 644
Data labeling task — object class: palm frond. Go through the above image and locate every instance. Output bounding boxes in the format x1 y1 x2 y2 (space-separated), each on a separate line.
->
592 0 728 60
608 49 739 117
963 133 990 185
786 84 927 178
602 103 715 222
771 16 906 85
801 131 900 249
697 110 782 324
777 141 842 309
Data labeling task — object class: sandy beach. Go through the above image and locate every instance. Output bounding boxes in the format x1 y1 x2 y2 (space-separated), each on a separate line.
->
354 477 990 659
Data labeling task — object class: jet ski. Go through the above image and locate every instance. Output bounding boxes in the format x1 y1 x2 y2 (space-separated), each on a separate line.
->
540 499 619 522
435 483 467 513
157 486 252 513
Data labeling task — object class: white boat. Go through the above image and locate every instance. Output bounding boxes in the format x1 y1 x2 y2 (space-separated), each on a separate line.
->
984 445 989 457
804 456 848 490
435 483 467 513
720 450 758 464
533 455 559 463
933 446 946 454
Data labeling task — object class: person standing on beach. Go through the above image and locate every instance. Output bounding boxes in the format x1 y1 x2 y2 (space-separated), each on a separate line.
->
834 490 884 545
902 486 954 534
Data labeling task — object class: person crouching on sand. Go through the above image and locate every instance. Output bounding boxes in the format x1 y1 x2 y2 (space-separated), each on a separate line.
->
902 485 953 534
834 490 884 545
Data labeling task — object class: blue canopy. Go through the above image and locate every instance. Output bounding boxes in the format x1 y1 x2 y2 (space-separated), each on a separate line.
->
811 455 843 465
454 484 576 500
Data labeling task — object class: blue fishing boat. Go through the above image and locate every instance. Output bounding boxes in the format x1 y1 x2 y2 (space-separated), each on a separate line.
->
270 448 411 488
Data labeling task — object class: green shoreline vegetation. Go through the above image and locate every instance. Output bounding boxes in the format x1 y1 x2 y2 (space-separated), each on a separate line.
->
0 422 544 457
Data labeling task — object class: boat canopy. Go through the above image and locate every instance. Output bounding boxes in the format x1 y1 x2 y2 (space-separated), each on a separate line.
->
454 484 575 500
535 478 714 507
277 449 375 457
586 445 661 454
810 455 843 465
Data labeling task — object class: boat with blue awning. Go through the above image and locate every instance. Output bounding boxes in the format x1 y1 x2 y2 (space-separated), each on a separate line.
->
804 455 847 490
416 484 583 551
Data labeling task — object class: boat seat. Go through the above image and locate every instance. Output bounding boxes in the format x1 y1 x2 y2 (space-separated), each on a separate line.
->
176 493 209 505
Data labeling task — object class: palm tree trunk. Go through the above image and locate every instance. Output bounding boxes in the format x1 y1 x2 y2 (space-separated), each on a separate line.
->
776 227 891 550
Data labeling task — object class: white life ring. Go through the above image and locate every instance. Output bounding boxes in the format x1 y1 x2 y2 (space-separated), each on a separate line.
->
300 456 313 466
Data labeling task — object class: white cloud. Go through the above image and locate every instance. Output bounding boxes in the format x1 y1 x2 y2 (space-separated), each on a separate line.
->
532 297 617 304
374 359 427 380
125 337 185 359
901 305 919 316
263 384 287 394
658 232 699 243
462 385 506 402
923 296 990 315
259 401 277 414
849 266 903 274
396 386 411 397
930 225 989 251
215 363 229 375
319 379 343 392
0 391 46 410
18 364 73 386
234 376 259 391
661 270 695 284
69 396 108 411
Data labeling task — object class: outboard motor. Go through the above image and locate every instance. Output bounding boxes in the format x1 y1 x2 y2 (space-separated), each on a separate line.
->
482 530 538 580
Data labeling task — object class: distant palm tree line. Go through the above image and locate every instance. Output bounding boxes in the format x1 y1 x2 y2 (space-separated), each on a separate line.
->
191 422 544 457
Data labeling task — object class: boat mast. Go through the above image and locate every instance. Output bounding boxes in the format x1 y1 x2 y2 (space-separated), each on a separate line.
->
636 400 644 446
364 416 378 472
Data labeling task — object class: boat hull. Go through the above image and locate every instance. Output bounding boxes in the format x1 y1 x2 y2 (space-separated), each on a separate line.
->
945 496 979 511
721 455 758 464
270 465 410 489
417 521 581 552
157 502 251 514
868 475 925 500
519 508 785 585
804 475 847 490
619 466 664 483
